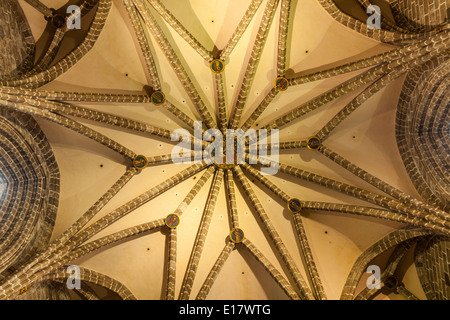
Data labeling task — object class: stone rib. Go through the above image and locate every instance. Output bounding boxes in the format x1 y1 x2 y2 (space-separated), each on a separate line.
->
134 0 216 129
0 97 136 159
228 0 280 130
1 0 113 88
0 167 137 295
340 228 432 300
319 146 450 222
162 101 197 131
302 201 450 235
241 163 326 299
43 266 137 300
175 167 215 216
252 155 450 230
179 169 223 300
25 28 66 76
262 34 448 130
147 0 212 61
68 219 166 262
241 87 278 131
23 0 53 17
241 238 300 300
277 0 291 75
196 241 235 300
220 0 265 61
214 73 228 132
317 39 450 140
0 90 178 142
225 170 240 229
1 87 151 103
166 228 177 300
233 165 314 300
72 163 207 246
123 0 161 89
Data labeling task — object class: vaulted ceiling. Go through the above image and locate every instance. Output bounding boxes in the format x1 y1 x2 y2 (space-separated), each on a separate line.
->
0 0 448 300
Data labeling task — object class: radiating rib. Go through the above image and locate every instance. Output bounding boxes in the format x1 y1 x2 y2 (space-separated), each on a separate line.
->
252 155 450 230
220 0 265 61
287 36 432 86
68 219 166 261
262 34 448 130
72 163 208 246
0 164 210 300
290 212 327 299
196 241 235 300
233 165 314 300
257 139 305 152
241 163 289 202
71 281 101 300
228 0 281 130
225 170 240 229
241 238 300 300
146 0 212 61
0 86 152 103
241 164 327 299
123 0 162 89
166 228 177 300
277 0 291 75
317 40 450 140
302 201 450 235
241 88 278 131
0 97 136 159
0 91 195 144
214 73 228 132
0 167 137 294
134 0 217 129
174 167 215 216
179 169 223 300
319 146 450 222
163 101 197 131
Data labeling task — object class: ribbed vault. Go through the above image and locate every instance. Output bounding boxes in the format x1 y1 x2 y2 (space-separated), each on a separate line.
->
0 0 448 300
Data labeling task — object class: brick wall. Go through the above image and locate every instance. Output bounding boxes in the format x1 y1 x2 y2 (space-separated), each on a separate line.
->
0 0 35 79
390 0 449 30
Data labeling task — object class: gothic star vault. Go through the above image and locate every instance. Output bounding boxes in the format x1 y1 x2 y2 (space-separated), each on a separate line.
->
0 0 449 300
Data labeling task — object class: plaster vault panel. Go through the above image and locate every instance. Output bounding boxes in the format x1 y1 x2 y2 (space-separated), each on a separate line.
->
0 0 448 301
